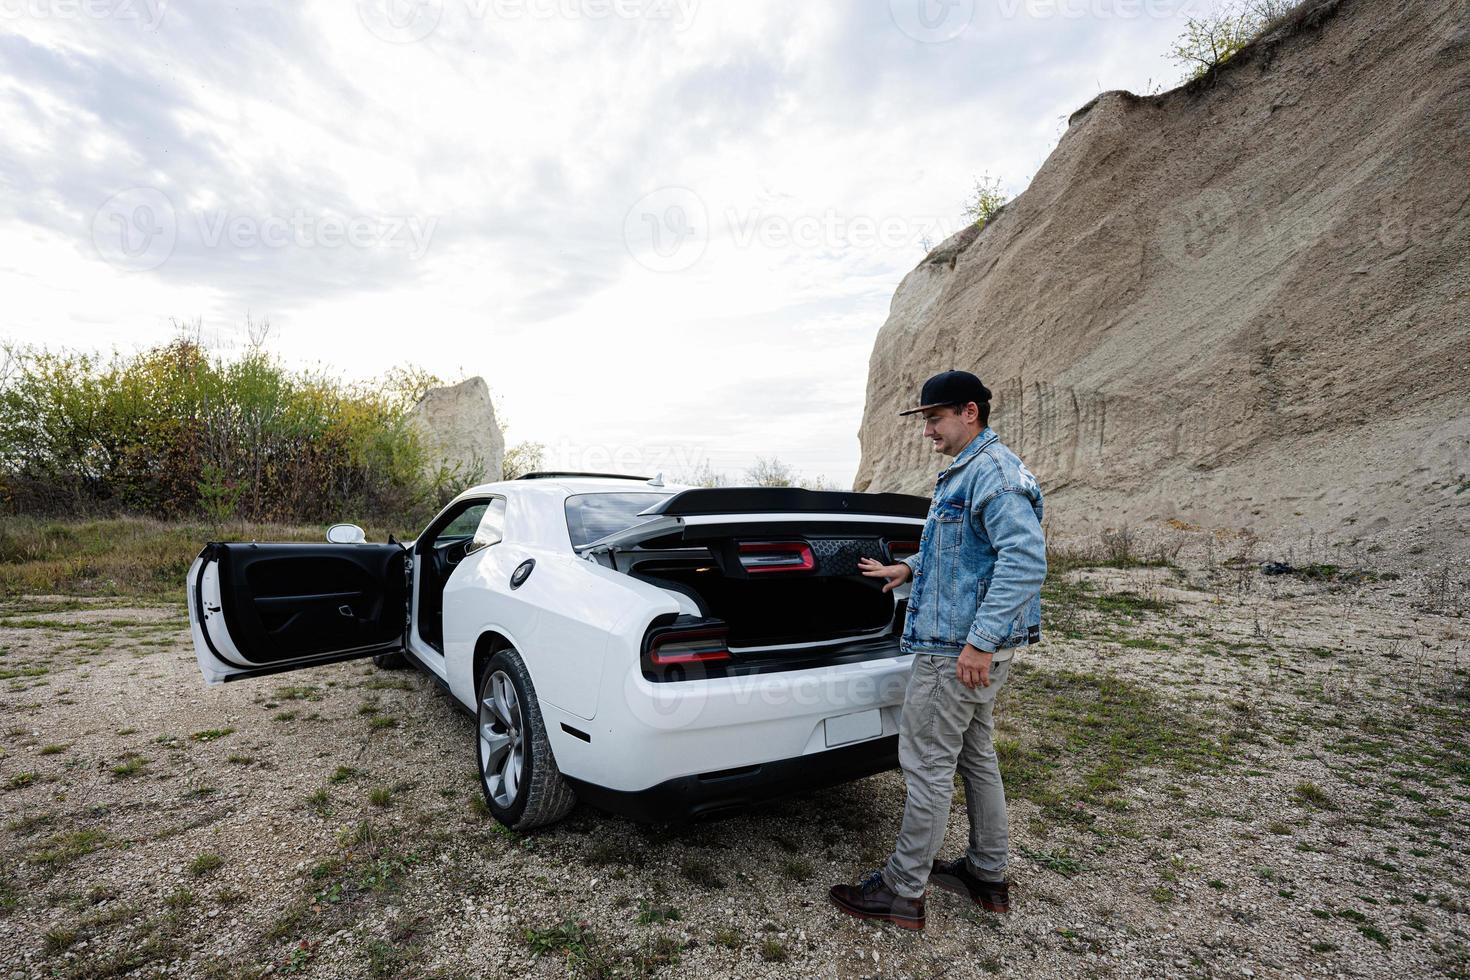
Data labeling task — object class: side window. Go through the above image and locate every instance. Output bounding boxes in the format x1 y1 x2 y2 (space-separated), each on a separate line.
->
468 497 507 554
434 501 489 546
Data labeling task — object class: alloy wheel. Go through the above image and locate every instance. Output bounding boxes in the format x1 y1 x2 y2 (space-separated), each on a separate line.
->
479 670 524 808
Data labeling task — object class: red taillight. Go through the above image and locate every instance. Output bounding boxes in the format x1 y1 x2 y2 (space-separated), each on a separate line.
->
648 627 731 666
737 541 815 573
888 539 919 560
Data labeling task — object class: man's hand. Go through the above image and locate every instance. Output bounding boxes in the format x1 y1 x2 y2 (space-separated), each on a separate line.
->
858 557 912 593
957 643 994 689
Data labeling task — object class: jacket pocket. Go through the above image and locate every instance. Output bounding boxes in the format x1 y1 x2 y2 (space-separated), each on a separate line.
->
932 501 964 554
928 502 963 638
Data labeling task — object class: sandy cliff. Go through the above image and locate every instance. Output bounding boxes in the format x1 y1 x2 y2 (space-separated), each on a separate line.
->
855 0 1470 549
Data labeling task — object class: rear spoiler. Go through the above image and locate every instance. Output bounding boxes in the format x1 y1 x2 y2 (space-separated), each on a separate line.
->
637 487 929 520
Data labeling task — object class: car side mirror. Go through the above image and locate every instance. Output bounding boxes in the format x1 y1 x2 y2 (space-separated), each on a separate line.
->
326 523 367 544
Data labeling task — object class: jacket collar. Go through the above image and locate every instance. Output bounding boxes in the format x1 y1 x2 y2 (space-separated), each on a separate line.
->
935 428 997 481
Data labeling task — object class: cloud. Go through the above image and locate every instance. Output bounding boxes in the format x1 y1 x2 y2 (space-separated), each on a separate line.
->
0 0 1195 487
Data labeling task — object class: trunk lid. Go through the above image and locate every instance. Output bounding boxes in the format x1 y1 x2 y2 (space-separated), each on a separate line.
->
575 486 928 557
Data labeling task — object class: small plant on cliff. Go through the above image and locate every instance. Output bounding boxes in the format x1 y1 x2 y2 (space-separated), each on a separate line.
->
1171 5 1256 81
1249 0 1300 24
964 174 1008 229
1170 1 1300 82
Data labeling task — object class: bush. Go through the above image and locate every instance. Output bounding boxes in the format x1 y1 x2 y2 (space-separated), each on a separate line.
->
1171 4 1258 81
1170 1 1303 82
964 174 1008 229
501 441 545 480
0 338 463 527
742 456 833 489
745 456 796 487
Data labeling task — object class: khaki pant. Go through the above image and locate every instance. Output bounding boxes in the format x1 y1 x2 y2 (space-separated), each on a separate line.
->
881 654 1011 899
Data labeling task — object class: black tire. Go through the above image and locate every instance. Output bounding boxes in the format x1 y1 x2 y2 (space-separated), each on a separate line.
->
373 650 410 670
475 648 577 830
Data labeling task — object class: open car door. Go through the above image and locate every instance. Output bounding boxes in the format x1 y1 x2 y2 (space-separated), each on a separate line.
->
188 541 408 684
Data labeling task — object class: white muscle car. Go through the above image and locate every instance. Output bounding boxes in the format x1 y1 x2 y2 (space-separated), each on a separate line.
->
187 473 927 828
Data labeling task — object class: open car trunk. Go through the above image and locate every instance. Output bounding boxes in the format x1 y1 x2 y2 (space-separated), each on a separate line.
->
628 538 899 647
578 487 927 674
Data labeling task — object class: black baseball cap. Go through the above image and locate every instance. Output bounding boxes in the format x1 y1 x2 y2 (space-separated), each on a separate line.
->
898 370 993 417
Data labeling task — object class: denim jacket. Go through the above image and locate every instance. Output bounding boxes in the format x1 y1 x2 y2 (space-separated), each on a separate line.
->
899 428 1045 660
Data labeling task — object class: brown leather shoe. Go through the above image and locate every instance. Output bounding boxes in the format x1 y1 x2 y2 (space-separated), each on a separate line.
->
931 857 1010 913
829 870 925 930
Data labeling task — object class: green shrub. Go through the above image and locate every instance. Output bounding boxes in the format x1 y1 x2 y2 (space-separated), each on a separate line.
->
0 338 469 527
1171 7 1256 80
1170 1 1302 83
188 853 223 877
964 174 1008 229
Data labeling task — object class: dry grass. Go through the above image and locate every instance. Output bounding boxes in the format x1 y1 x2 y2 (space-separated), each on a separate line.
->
0 516 411 600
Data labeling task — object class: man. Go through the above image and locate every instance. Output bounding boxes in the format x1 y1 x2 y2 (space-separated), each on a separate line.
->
830 369 1045 931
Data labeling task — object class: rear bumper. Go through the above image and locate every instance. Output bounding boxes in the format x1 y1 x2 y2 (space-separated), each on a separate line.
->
565 734 899 822
546 643 913 795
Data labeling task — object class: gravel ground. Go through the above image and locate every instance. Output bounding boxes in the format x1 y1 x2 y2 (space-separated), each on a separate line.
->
0 551 1467 979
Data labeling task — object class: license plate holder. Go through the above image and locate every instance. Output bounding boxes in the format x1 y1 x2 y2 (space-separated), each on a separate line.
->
824 708 882 748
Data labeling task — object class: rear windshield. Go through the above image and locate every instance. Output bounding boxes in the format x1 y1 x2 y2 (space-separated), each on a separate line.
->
565 492 673 548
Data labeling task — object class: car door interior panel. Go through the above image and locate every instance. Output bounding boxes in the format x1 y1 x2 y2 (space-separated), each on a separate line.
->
213 543 406 662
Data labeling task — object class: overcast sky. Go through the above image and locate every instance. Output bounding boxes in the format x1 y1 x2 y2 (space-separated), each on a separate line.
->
1 0 1207 487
